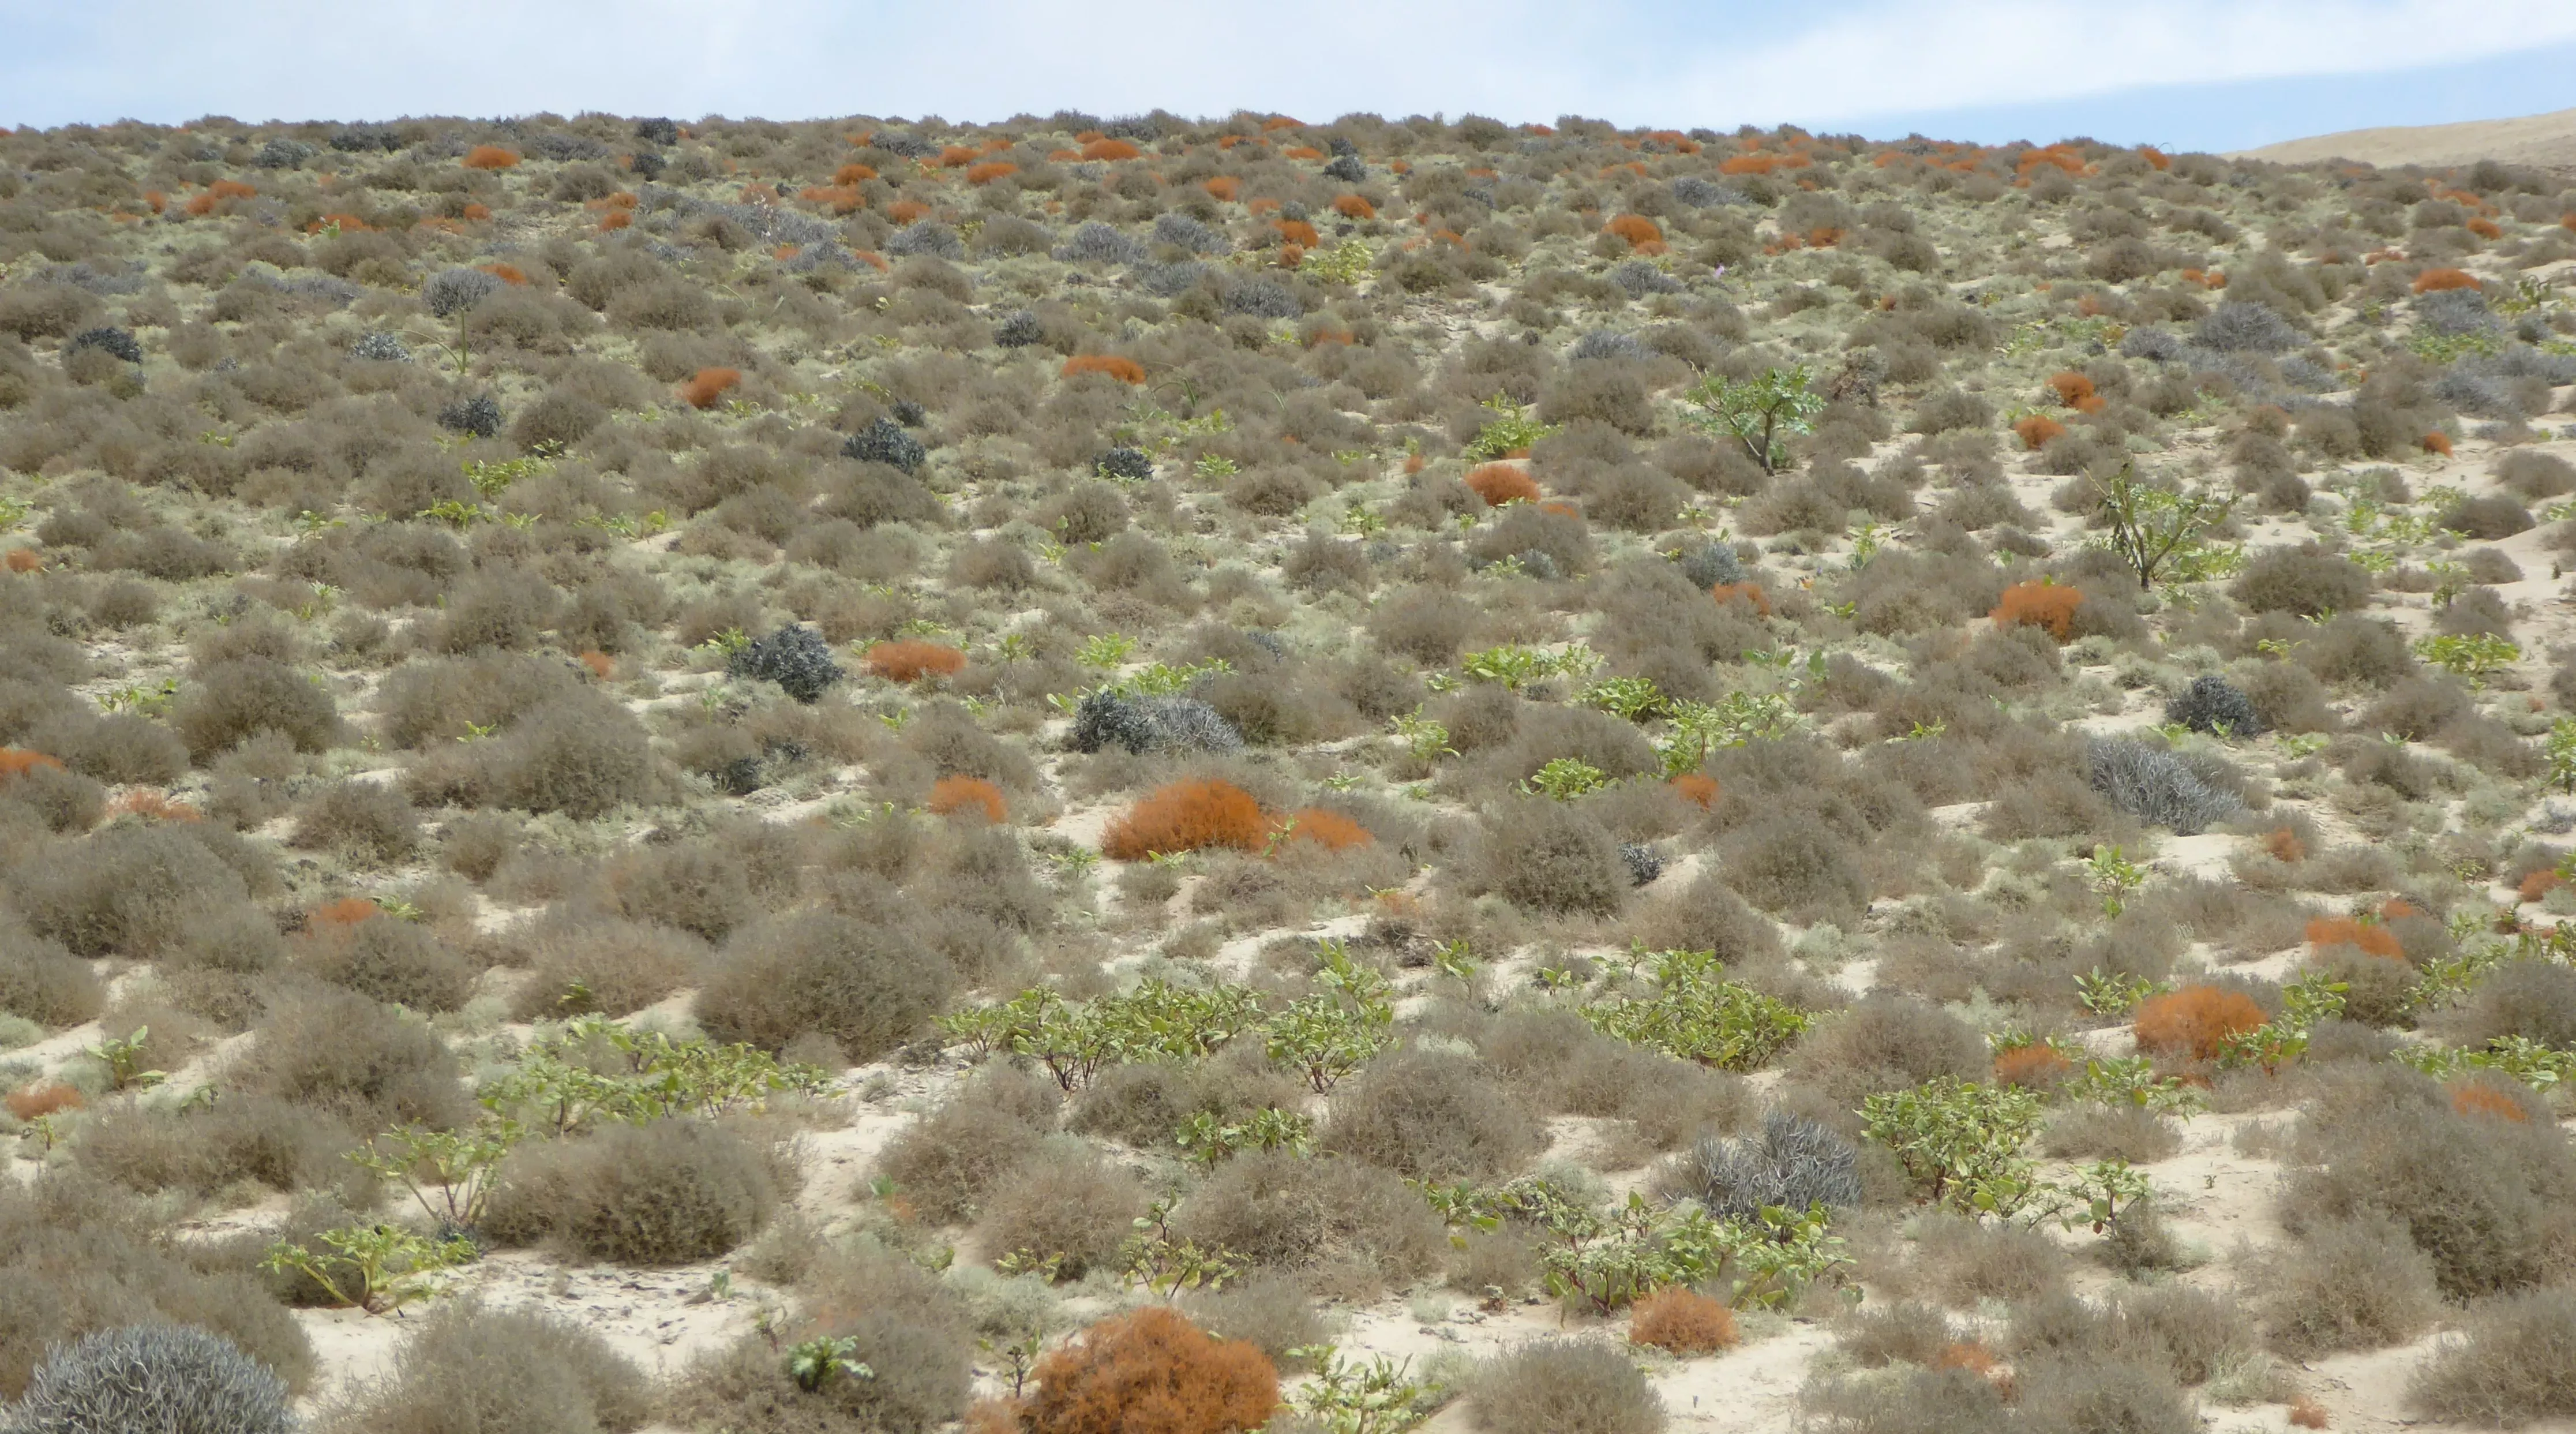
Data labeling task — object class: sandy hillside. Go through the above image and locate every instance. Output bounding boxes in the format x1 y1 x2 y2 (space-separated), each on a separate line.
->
2235 104 2576 170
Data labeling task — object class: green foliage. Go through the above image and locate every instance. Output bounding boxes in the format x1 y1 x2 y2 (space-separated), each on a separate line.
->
87 1025 165 1090
1463 392 1562 461
1576 676 1667 722
462 454 550 499
2062 1158 2153 1236
1438 1178 1851 1315
2414 632 2520 684
1860 1077 2047 1216
1120 1194 1248 1297
1656 692 1799 776
1390 705 1456 762
2398 1035 2576 1092
1267 942 1395 1092
2549 718 2576 793
1304 238 1376 286
787 1335 875 1392
2084 844 2146 917
1077 632 1137 669
2073 966 2163 1017
1580 948 1810 1071
2061 1055 2206 1114
478 1017 831 1135
1683 365 1825 475
1285 1345 1444 1434
1177 1107 1315 1169
938 979 1270 1091
260 1224 475 1314
97 679 179 717
2214 969 2348 1073
1521 757 1608 800
1461 643 1596 690
2086 461 2240 591
346 1118 524 1230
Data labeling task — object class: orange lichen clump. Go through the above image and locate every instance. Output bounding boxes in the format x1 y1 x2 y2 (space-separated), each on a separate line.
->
2014 414 2067 450
1629 1288 1739 1354
679 367 741 409
1102 780 1270 861
965 161 1018 185
1271 808 1373 853
938 145 982 168
1669 773 1719 808
0 748 65 778
1993 1042 2075 1088
1062 354 1146 384
1080 138 1142 162
2420 432 2454 456
2132 984 2267 1059
598 209 632 231
1281 145 1324 161
1330 194 1376 220
6 1081 84 1121
2048 371 2103 410
2450 1079 2532 1123
462 145 520 170
310 897 383 927
1991 581 2081 641
2307 916 2401 959
1605 213 1663 248
834 163 878 185
108 792 200 822
1274 218 1320 248
864 641 968 683
2412 267 2479 293
2288 1396 2331 1429
928 775 1008 823
1202 176 1240 201
5 549 43 573
578 650 616 680
798 185 863 214
1710 582 1771 616
1021 1306 1277 1434
1464 462 1540 506
2466 217 2503 239
2262 827 2306 863
2519 868 2565 904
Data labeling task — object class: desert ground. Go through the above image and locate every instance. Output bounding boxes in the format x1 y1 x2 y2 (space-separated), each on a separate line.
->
6 107 2576 1434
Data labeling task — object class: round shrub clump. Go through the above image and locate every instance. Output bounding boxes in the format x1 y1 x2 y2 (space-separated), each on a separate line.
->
12 1323 295 1434
843 418 926 474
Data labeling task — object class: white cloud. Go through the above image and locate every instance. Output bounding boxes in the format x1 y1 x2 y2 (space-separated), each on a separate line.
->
5 0 2571 130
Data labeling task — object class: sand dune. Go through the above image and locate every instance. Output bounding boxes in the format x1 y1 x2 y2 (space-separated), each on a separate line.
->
2233 104 2576 169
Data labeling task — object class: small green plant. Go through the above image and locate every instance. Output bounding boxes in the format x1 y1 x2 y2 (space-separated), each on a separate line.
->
2549 718 2576 794
700 627 753 657
2084 844 2146 917
1860 1077 2046 1217
2063 1055 2205 1114
1683 365 1824 475
1463 392 1561 461
2073 967 2163 1017
477 1018 831 1135
345 1119 524 1231
260 1225 475 1315
1077 632 1137 669
2414 632 2520 684
1120 1195 1247 1298
1576 675 1667 722
786 1335 874 1393
1193 454 1240 481
1656 692 1797 776
2062 1158 2153 1236
87 1027 164 1091
1460 643 1595 690
96 679 178 717
1284 1345 1442 1434
1267 941 1396 1092
1581 948 1810 1071
417 499 488 529
2214 969 2349 1074
2086 461 2240 590
1176 1107 1315 1169
1304 238 1376 286
1521 757 1608 800
461 455 550 499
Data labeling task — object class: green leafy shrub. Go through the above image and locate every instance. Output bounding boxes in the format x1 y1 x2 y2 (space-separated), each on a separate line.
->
1582 948 1810 1071
1860 1077 2047 1216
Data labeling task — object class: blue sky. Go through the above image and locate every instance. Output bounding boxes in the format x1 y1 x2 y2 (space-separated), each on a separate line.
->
3 0 2572 152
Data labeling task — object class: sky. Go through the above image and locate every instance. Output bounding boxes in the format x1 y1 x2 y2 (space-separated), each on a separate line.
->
3 0 2574 153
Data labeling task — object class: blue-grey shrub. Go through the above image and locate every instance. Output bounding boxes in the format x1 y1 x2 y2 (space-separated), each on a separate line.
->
437 395 502 438
1094 447 1153 481
1152 212 1229 254
2086 737 2243 834
1222 276 1302 319
350 331 411 362
995 310 1044 348
1607 260 1682 298
728 626 842 705
422 267 503 320
1658 1111 1862 1220
884 221 963 260
1323 154 1366 182
842 418 926 475
1677 544 1743 589
10 1323 295 1434
67 326 141 364
1570 329 1653 362
2193 301 2304 353
1052 222 1146 265
1135 261 1208 298
2163 676 2264 737
1071 692 1243 755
